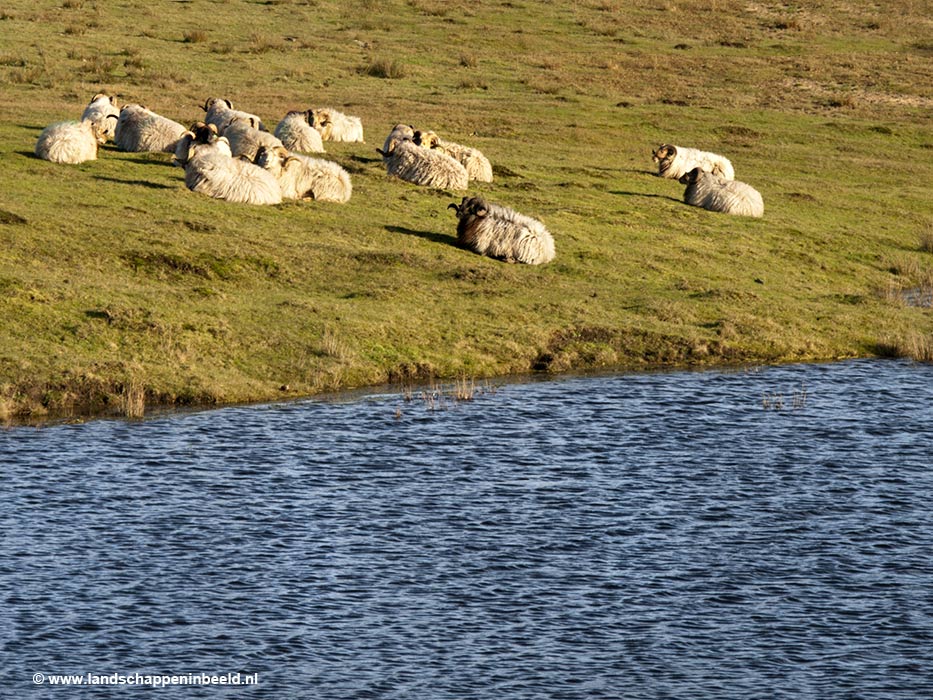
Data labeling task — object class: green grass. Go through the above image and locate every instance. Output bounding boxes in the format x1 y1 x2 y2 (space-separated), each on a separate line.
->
1 0 932 421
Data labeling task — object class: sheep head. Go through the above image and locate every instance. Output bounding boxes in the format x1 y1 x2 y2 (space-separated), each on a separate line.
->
413 130 440 148
202 97 232 112
254 145 289 175
652 144 675 163
448 196 488 219
678 167 701 185
309 109 331 128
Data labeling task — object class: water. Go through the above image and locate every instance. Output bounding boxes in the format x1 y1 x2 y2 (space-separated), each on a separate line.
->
3 359 933 699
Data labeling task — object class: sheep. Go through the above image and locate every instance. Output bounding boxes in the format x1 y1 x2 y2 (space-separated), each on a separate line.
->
201 97 266 134
113 103 188 153
307 107 364 143
172 121 218 167
378 135 469 190
382 123 414 154
35 118 114 164
414 129 493 182
273 111 325 154
255 145 352 203
81 93 120 142
652 143 735 181
223 116 286 161
678 167 763 217
181 123 282 205
447 196 556 265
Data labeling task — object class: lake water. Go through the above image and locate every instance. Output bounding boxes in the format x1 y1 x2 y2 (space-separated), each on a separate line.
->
4 359 933 699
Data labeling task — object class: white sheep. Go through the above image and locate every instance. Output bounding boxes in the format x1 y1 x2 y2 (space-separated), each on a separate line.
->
652 143 735 181
223 117 286 161
679 167 763 217
113 103 188 153
447 196 556 265
201 97 266 134
181 123 282 205
273 111 325 153
81 93 120 143
35 118 113 164
307 107 364 143
414 129 493 182
378 135 468 190
255 145 352 203
382 123 414 154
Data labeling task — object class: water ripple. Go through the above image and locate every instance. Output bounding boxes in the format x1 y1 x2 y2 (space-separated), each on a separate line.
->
3 359 933 698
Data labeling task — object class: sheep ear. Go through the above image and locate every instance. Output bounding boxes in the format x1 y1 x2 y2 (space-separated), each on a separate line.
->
249 117 257 129
476 207 488 217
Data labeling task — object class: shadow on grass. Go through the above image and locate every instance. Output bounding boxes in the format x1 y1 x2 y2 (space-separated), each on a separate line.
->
385 225 455 247
93 175 176 190
611 190 682 203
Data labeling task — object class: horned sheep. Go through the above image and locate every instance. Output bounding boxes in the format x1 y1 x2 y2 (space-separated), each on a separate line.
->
201 97 266 135
113 103 188 153
255 146 352 204
447 196 556 265
273 111 325 154
652 143 735 181
307 107 364 143
223 117 286 161
35 118 114 164
414 130 493 183
378 135 469 190
180 123 282 205
679 167 763 218
81 93 120 143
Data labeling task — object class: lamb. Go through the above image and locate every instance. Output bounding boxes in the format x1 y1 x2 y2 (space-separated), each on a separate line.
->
113 103 188 153
679 167 763 217
307 107 364 143
447 196 556 265
35 118 114 164
255 145 352 203
223 117 286 161
201 97 266 134
414 130 493 183
652 143 735 181
181 123 282 205
81 93 120 142
273 111 325 153
378 135 469 190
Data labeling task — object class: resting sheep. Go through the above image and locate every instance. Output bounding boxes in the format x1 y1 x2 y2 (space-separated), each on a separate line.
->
378 135 468 190
307 107 364 143
201 97 266 134
113 103 188 153
181 122 282 205
652 143 735 181
223 117 286 161
255 146 352 203
447 196 556 265
679 167 763 217
35 118 114 164
81 93 120 143
414 130 493 182
273 111 325 153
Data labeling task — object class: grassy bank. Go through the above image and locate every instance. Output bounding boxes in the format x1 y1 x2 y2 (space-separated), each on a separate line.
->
1 0 931 421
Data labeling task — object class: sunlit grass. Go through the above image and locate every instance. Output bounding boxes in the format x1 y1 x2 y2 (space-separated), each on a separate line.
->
0 0 931 420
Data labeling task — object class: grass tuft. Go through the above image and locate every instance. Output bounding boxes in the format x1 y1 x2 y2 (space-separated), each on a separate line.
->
361 58 407 79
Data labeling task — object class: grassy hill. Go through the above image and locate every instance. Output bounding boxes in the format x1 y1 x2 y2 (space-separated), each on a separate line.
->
1 0 931 421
